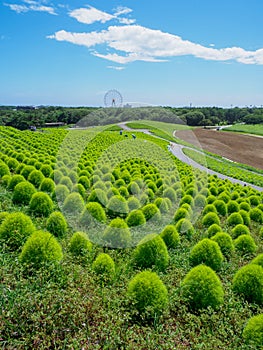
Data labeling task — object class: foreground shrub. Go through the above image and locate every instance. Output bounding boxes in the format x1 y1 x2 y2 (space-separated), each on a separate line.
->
175 218 194 239
8 174 25 190
80 202 106 226
141 203 161 222
92 253 115 281
232 264 263 304
231 224 250 238
181 265 224 310
174 208 190 222
46 211 68 237
126 210 146 227
234 235 257 255
211 232 234 259
29 192 54 217
19 230 63 268
160 225 180 249
227 212 243 227
207 224 222 238
107 195 129 218
40 178 55 193
127 270 168 317
0 212 35 250
239 210 251 226
12 181 36 205
68 231 92 258
28 170 44 188
243 314 263 347
0 161 10 177
55 184 70 203
202 212 220 227
227 200 239 214
189 238 223 271
132 233 169 271
214 200 227 216
249 208 263 224
251 253 263 268
103 218 131 248
62 193 85 217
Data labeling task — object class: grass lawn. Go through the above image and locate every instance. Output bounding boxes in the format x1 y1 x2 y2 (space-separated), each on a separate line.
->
223 124 263 136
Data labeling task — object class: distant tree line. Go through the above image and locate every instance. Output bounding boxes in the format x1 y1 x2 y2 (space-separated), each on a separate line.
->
0 105 262 130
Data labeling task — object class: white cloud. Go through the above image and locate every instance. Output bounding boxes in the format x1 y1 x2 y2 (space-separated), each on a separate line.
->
113 6 133 16
107 65 126 70
5 0 56 15
118 17 136 25
69 6 115 24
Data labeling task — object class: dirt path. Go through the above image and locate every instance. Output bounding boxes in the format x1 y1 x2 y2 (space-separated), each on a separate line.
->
175 128 263 170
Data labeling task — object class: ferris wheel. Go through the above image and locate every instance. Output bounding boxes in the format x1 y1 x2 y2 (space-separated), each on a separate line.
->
104 89 123 107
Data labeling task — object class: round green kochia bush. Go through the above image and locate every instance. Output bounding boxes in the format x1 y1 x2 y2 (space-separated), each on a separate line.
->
234 235 257 255
0 161 10 177
231 224 250 238
141 203 161 222
249 208 263 224
28 170 44 188
232 264 263 304
163 187 177 203
227 200 239 214
126 209 146 227
0 211 9 224
19 230 63 268
8 174 25 190
174 208 190 222
239 210 251 226
175 218 194 239
7 157 19 172
155 197 171 214
160 225 180 249
40 178 55 194
46 211 68 237
68 231 92 258
194 194 206 208
248 195 261 206
251 254 263 268
20 165 35 179
127 196 141 211
202 212 220 227
62 193 85 216
78 176 90 190
213 200 227 216
0 212 35 250
40 164 53 177
107 195 129 218
12 181 37 205
92 253 115 281
239 202 251 212
1 174 10 187
102 218 131 248
189 238 224 271
80 202 107 226
243 314 263 347
202 204 217 215
132 233 169 271
227 212 244 227
55 184 70 203
29 192 54 217
181 265 224 310
211 232 234 259
127 270 168 317
207 224 222 238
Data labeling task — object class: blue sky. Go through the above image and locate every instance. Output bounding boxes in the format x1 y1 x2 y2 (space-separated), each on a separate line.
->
1 0 263 107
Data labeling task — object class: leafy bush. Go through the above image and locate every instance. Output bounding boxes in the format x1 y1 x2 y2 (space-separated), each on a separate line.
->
251 253 263 268
163 187 177 202
249 208 263 224
107 195 129 218
103 218 131 248
207 223 222 238
29 192 54 217
78 176 90 190
8 174 25 190
239 202 250 212
40 164 53 177
28 170 44 188
231 224 250 238
181 265 224 310
227 212 243 227
127 270 168 317
211 232 234 259
239 209 251 226
80 202 106 226
227 200 239 214
214 200 227 216
12 181 36 205
127 196 141 211
202 212 220 227
189 238 223 271
175 218 194 239
243 314 263 347
46 211 68 237
174 208 190 222
68 231 92 257
232 264 263 304
92 253 115 281
0 161 10 177
55 184 70 203
160 225 180 249
234 235 257 255
19 230 63 268
141 203 161 222
132 233 169 271
1 174 10 187
40 178 55 193
20 165 35 179
0 211 9 224
155 197 171 214
62 193 85 217
0 212 35 250
194 194 206 208
126 210 146 227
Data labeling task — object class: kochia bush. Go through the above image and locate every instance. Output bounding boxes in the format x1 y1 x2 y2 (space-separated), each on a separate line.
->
19 230 63 268
103 218 131 248
202 212 220 227
189 238 223 271
160 225 180 249
211 232 234 259
126 209 146 227
46 211 68 238
243 314 263 347
30 192 54 217
80 202 107 226
234 234 257 255
92 253 115 281
68 231 92 258
181 265 224 310
12 181 36 205
127 270 168 317
251 253 263 268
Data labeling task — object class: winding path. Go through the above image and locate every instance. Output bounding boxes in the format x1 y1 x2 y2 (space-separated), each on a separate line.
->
118 122 263 192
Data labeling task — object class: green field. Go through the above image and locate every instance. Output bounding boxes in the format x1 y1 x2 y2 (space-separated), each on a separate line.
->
224 124 263 136
0 126 263 349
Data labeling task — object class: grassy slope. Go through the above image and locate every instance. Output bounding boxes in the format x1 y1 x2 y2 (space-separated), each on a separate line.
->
224 124 263 136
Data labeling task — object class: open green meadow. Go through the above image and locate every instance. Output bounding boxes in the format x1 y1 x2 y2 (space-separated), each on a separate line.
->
0 126 263 349
224 124 263 136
